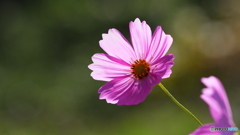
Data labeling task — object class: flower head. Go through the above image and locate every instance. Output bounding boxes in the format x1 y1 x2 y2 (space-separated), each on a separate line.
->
190 76 236 135
88 18 174 105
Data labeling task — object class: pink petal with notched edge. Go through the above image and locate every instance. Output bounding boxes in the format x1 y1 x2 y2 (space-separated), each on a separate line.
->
201 87 223 124
162 69 172 79
146 26 173 65
116 76 154 105
151 54 174 80
88 53 131 81
99 28 136 63
98 75 154 105
201 76 235 127
98 71 164 105
99 76 134 104
120 66 169 105
129 18 152 59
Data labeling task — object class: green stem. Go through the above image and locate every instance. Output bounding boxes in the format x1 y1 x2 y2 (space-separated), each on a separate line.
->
158 83 203 126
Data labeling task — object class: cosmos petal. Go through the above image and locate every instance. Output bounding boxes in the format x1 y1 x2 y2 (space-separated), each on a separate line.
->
117 77 153 105
162 69 172 79
88 53 131 81
201 87 222 123
151 54 174 79
98 76 134 104
129 18 152 59
201 76 235 126
146 26 173 64
98 75 154 105
99 28 136 63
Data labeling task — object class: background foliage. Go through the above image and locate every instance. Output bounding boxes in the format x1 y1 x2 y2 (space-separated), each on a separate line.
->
0 0 239 134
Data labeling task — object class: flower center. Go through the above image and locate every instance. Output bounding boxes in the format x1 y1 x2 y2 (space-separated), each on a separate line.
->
131 59 150 79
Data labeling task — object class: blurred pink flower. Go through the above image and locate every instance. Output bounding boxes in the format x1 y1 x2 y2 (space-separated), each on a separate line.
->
88 18 174 105
190 76 236 135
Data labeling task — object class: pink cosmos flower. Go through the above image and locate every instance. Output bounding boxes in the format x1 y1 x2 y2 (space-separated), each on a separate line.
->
190 76 236 135
88 18 174 105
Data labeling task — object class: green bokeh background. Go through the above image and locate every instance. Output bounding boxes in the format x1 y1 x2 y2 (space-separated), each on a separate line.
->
0 0 239 134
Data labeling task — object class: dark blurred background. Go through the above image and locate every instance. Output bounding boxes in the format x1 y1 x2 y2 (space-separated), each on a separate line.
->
0 0 239 134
